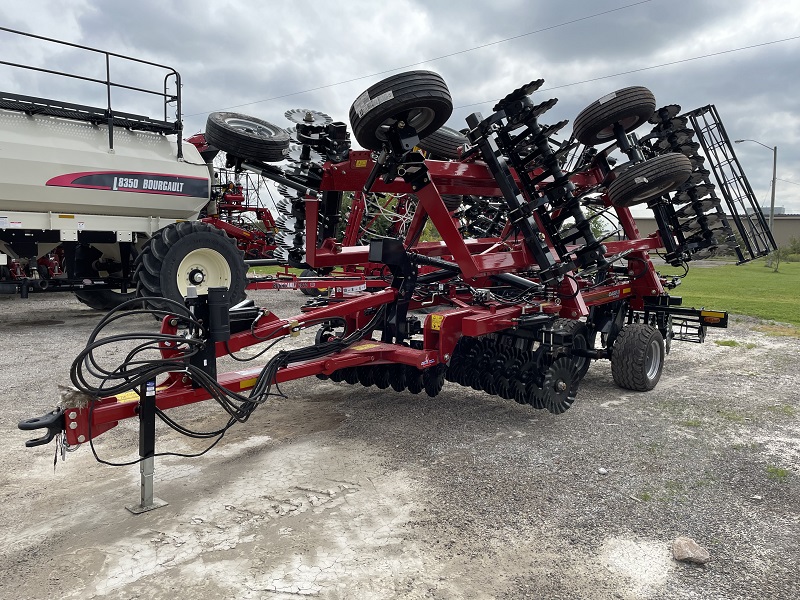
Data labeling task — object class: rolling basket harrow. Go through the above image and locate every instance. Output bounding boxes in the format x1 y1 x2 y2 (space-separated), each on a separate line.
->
20 70 775 508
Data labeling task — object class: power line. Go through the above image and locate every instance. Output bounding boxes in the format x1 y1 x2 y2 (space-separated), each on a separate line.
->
777 178 800 187
454 35 800 110
186 0 656 116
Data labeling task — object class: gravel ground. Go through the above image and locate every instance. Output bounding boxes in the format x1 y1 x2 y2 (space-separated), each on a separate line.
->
0 290 798 599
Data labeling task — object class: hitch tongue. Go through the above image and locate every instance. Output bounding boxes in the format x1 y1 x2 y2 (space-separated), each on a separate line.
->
18 407 65 448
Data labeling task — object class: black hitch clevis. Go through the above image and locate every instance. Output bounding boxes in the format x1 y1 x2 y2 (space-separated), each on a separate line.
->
19 407 65 447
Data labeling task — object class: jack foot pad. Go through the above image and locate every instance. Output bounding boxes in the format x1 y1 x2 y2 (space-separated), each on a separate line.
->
126 497 169 515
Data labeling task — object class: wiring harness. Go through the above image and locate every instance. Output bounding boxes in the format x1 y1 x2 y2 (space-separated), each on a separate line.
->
69 296 386 465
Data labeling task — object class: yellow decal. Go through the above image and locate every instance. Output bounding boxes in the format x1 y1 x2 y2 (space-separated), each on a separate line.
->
240 377 258 390
622 288 632 294
429 314 444 331
114 390 141 403
700 310 725 319
114 386 168 403
58 214 75 219
352 343 380 350
355 159 368 168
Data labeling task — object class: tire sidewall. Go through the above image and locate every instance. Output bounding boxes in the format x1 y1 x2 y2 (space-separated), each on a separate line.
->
611 324 665 391
608 154 692 207
573 86 656 146
349 71 452 151
205 111 290 162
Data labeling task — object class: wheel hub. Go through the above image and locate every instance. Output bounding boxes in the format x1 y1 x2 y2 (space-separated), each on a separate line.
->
188 268 205 285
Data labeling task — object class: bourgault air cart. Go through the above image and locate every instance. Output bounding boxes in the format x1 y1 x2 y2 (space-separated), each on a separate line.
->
20 68 775 509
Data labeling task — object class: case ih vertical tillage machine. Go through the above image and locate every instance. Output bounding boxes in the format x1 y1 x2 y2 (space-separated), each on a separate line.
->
20 70 776 509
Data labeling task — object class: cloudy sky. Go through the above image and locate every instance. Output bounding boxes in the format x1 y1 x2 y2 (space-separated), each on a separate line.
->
2 0 799 212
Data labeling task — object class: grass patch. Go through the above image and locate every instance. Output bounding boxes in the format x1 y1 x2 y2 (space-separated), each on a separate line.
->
248 266 302 276
715 340 758 349
765 404 797 417
635 491 653 502
754 324 800 338
643 441 665 456
766 465 789 481
658 260 800 326
664 480 685 497
731 441 760 451
717 410 746 423
681 418 702 427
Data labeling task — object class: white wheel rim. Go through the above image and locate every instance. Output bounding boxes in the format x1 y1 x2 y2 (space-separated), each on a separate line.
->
176 248 231 297
645 338 662 380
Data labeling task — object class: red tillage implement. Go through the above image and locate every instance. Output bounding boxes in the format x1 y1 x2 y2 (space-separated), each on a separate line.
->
20 72 774 508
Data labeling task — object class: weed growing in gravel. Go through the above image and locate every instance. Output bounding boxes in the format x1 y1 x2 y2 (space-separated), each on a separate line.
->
636 491 653 502
694 475 717 488
754 324 800 338
681 419 702 427
643 441 665 456
765 405 797 417
717 410 747 423
766 465 790 481
731 441 760 451
664 480 687 500
714 340 757 349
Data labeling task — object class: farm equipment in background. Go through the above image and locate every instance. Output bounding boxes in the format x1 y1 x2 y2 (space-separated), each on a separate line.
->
204 164 279 261
0 26 253 310
20 66 778 514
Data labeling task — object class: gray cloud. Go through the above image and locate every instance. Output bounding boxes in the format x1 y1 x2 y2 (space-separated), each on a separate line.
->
1 0 798 211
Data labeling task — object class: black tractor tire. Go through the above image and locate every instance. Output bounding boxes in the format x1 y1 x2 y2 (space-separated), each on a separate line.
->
349 71 453 151
73 288 135 311
607 153 692 207
553 318 593 379
418 125 468 160
205 112 290 162
69 244 136 311
134 221 247 311
299 268 323 297
573 86 656 146
611 324 665 391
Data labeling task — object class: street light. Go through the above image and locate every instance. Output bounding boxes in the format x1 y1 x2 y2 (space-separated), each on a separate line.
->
734 138 777 233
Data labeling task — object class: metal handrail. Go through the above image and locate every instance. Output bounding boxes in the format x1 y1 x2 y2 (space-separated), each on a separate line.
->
0 26 183 157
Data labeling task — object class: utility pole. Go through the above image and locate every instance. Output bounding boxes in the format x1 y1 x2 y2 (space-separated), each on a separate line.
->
735 139 778 265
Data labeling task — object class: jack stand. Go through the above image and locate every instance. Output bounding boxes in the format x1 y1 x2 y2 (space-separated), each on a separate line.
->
126 379 168 514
